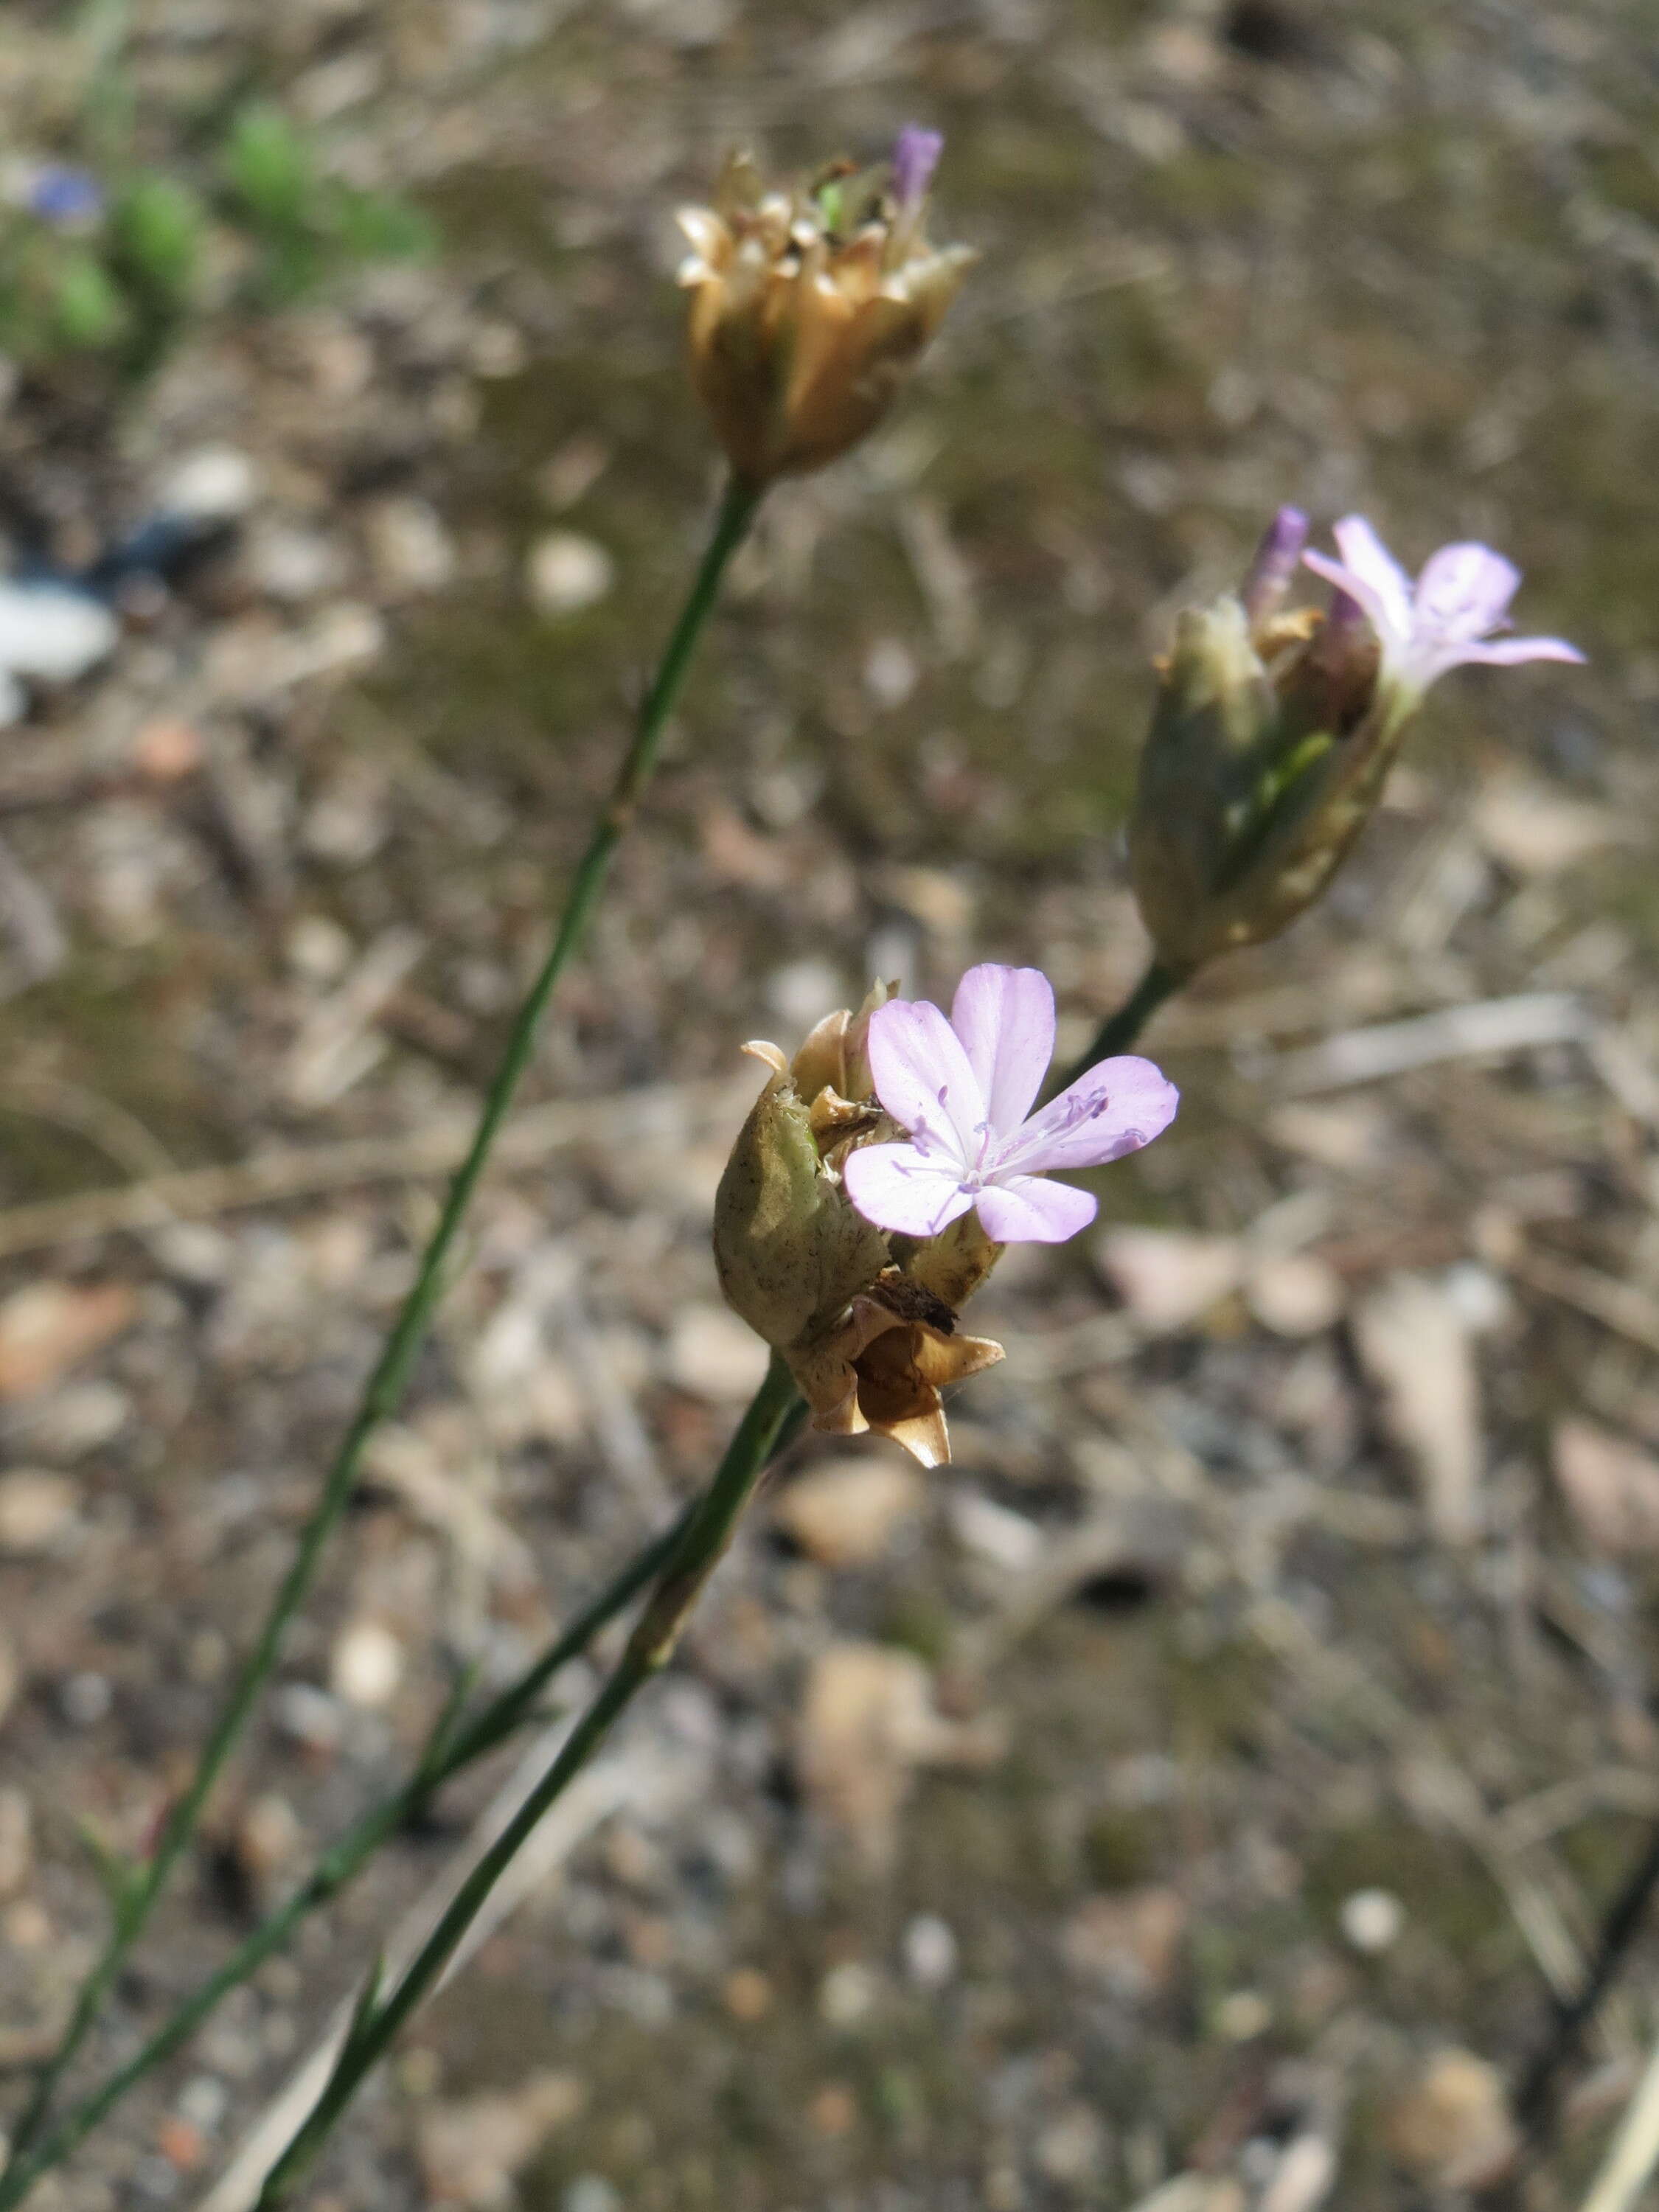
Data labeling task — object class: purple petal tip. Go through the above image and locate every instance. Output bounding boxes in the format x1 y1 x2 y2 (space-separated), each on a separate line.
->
892 125 944 211
1241 504 1310 625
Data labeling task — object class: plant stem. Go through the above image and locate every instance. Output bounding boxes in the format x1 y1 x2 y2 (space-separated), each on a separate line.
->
243 955 1182 2200
254 1354 801 2208
2 472 762 2179
0 1509 684 2209
1509 1820 1659 2165
11 937 1161 2202
1057 957 1186 1090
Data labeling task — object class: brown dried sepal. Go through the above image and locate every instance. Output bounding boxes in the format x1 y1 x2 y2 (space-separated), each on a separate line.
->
790 1270 1004 1470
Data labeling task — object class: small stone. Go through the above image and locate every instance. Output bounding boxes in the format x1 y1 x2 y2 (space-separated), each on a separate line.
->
902 1913 958 1989
1096 1230 1245 1332
0 1789 33 1896
419 2073 585 2208
948 1488 1043 1571
158 447 258 522
234 1795 304 1889
526 532 614 616
470 321 529 378
0 581 118 684
0 1472 81 1555
361 496 456 595
722 1967 773 2022
767 957 846 1033
4 1899 52 1950
27 1380 130 1458
864 637 919 707
1384 2049 1515 2188
177 2076 229 2134
1245 1254 1345 1338
59 1672 112 1727
330 1620 403 1709
562 2180 622 2212
247 522 349 602
807 2084 858 2138
773 1457 924 1568
663 1306 769 1404
1340 1887 1404 1954
1213 1989 1272 2040
537 434 611 510
0 1282 138 1401
132 717 205 782
156 2114 206 2172
1062 1888 1187 1999
818 1961 879 2025
1036 2104 1108 2185
271 1680 345 1753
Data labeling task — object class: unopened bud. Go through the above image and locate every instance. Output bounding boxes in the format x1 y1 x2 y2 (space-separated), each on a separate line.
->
675 131 974 487
1128 511 1582 974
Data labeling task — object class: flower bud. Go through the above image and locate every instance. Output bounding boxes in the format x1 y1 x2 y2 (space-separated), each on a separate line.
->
711 990 1005 1466
675 130 974 487
1127 508 1583 973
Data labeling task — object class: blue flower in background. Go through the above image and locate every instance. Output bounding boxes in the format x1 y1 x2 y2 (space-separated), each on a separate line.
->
25 164 105 226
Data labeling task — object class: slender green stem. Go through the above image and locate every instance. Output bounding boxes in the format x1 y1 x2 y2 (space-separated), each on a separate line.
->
1057 956 1186 1091
1 473 762 2182
5 927 1156 2203
254 1354 801 2208
237 964 1175 2204
0 1510 686 2208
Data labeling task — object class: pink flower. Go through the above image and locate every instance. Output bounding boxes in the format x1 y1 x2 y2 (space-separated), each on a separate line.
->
841 964 1178 1245
1301 516 1585 705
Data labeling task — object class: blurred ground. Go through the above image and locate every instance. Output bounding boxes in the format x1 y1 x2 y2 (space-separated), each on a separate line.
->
1 1 1658 2208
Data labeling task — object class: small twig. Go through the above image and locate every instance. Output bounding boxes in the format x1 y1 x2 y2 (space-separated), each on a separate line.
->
1512 1822 1659 2151
1575 2027 1659 2212
1268 990 1589 1095
0 473 762 2195
0 1077 737 1261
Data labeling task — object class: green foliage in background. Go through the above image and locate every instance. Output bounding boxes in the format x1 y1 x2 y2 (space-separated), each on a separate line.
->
0 96 435 383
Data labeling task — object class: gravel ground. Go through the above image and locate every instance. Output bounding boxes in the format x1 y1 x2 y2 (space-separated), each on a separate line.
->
1 2 1658 2208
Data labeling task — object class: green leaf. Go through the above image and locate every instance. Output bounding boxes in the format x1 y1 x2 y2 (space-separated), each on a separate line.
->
223 103 316 234
112 173 206 302
49 250 126 349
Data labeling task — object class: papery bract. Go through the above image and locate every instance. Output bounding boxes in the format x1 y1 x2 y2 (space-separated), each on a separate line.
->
675 128 974 486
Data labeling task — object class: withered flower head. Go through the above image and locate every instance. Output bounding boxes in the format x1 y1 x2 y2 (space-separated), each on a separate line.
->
712 980 1002 1466
675 126 974 487
1127 509 1585 975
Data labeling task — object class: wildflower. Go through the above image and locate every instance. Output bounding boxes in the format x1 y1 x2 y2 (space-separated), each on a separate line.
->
676 126 973 487
1301 515 1585 715
712 981 1004 1466
842 964 1178 1245
1127 509 1585 974
21 164 104 226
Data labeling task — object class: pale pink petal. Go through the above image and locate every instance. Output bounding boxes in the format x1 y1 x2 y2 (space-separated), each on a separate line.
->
865 998 985 1163
1413 541 1519 643
950 964 1054 1141
975 1174 1097 1245
1329 515 1413 640
996 1055 1179 1175
1434 634 1585 669
843 1142 974 1237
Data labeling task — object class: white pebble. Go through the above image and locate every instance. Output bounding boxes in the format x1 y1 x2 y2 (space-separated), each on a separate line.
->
902 1913 959 1989
1340 1886 1404 1954
330 1621 404 1709
527 532 615 616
